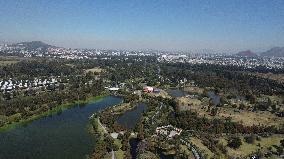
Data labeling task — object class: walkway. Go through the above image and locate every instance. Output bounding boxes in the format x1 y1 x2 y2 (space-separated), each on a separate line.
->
98 117 108 133
111 149 116 159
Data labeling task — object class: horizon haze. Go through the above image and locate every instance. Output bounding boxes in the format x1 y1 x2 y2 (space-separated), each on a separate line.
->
0 0 284 52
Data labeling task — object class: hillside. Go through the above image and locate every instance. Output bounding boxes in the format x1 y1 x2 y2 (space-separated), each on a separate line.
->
9 41 56 50
261 47 284 57
235 50 257 57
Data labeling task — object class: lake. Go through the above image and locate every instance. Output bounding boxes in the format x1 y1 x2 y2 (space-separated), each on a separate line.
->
207 91 220 105
167 89 187 97
117 103 147 130
0 96 123 159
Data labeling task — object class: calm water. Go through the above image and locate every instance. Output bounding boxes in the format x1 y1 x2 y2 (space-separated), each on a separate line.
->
207 91 220 105
167 89 187 97
0 96 122 159
129 138 140 159
117 103 147 130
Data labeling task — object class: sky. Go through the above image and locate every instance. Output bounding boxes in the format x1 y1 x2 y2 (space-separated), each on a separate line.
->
0 0 284 52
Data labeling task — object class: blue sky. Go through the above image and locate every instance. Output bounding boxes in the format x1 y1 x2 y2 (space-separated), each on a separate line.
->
0 0 284 52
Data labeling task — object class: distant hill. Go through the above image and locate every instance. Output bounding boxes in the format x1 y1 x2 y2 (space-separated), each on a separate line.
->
235 50 257 57
10 41 56 50
261 47 284 57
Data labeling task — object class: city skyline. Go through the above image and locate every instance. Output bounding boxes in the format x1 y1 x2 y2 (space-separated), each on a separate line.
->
1 0 284 52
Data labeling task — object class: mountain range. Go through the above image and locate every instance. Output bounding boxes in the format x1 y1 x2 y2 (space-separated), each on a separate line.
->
236 50 257 57
236 47 284 57
9 41 56 50
5 41 284 57
260 47 284 57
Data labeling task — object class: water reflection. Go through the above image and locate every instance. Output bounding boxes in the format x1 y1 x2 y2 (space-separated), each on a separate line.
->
207 91 220 105
0 96 122 159
117 103 147 130
167 89 187 97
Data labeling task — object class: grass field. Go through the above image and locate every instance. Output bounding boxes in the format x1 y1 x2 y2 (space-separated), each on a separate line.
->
94 117 106 136
108 102 136 115
148 89 171 98
114 138 122 148
65 63 75 67
0 60 19 66
176 95 284 127
218 107 284 127
223 135 284 158
183 86 204 94
190 137 214 159
85 67 104 73
180 145 195 158
137 151 159 159
177 97 202 111
115 149 125 159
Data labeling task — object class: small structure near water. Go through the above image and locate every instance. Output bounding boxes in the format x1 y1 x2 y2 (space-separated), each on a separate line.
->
156 125 182 139
143 86 160 93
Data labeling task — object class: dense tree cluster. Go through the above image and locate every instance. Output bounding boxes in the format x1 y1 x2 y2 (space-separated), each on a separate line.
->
0 59 79 78
161 63 284 96
227 137 242 149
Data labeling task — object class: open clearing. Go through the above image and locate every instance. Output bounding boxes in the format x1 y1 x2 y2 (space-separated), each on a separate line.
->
85 67 104 73
222 134 284 158
179 145 195 158
190 137 214 158
0 60 19 66
177 96 284 127
218 108 284 127
148 89 171 98
183 86 204 94
176 97 202 111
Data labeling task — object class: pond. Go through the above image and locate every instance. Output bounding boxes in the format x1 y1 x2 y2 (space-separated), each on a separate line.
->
207 91 220 105
0 96 123 159
129 138 140 159
167 89 187 97
116 103 147 130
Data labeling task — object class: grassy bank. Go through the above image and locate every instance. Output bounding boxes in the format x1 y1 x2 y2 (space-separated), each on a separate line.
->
0 95 106 132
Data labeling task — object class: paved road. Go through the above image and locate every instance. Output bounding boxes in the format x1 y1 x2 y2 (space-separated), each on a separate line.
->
111 149 116 159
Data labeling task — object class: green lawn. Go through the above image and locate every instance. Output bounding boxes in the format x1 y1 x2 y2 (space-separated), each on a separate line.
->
114 138 122 148
115 149 125 159
190 137 214 159
0 60 19 66
223 135 284 158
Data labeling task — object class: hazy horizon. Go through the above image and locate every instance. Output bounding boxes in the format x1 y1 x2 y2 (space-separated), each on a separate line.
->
1 0 284 52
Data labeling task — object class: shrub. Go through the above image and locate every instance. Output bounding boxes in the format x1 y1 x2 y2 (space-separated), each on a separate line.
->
280 139 284 147
244 135 256 144
227 137 242 149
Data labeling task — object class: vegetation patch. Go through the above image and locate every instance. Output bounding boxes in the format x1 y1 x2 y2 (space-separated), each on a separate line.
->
0 60 19 66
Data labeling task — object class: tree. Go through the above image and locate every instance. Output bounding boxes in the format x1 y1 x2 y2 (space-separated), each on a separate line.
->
276 146 284 155
92 139 107 159
210 107 218 116
280 139 284 147
104 135 115 151
227 137 242 149
239 103 246 110
244 135 256 144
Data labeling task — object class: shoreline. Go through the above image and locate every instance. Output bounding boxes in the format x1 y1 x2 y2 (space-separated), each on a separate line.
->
0 95 106 132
